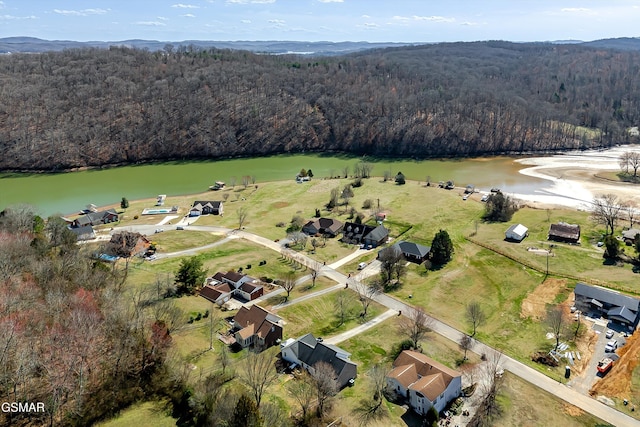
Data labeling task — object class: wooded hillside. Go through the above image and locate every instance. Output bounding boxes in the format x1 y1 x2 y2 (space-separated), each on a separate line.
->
1 41 639 171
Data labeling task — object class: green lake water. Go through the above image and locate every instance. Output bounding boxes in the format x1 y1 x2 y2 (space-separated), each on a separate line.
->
0 154 548 216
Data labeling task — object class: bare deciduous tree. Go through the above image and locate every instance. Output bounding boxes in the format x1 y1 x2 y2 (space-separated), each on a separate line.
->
466 301 486 338
379 245 405 289
398 306 432 349
309 259 322 288
286 371 315 420
310 361 338 417
237 206 249 230
591 193 623 235
356 280 382 318
334 290 352 327
239 349 279 408
281 272 296 301
476 349 504 426
623 201 638 229
355 364 390 425
545 306 567 351
459 334 474 361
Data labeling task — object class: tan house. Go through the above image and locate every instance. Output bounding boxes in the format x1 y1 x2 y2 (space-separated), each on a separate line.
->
386 350 461 415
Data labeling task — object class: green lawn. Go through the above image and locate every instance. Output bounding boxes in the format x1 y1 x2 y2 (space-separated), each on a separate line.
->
276 289 385 339
96 401 176 427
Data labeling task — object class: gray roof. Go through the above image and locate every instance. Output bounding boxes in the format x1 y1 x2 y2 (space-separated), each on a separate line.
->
365 225 389 242
607 306 637 324
288 334 357 388
623 229 640 240
575 283 639 312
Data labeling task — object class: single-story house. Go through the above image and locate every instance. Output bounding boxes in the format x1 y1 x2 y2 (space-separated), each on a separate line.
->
622 229 640 245
107 231 150 257
69 225 96 241
574 282 640 329
281 333 357 389
190 200 224 216
548 222 581 244
72 209 119 228
505 223 528 242
233 305 283 350
386 350 462 415
302 218 344 237
378 241 431 264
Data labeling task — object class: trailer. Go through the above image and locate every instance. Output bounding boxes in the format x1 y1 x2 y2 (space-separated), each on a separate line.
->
597 357 613 374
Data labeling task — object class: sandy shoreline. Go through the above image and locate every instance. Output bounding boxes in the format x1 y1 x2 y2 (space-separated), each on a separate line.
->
510 146 640 210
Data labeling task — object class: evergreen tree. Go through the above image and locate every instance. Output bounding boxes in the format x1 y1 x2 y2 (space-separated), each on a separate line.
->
175 256 207 295
395 172 406 185
120 197 129 209
430 229 454 266
482 192 518 222
230 394 263 427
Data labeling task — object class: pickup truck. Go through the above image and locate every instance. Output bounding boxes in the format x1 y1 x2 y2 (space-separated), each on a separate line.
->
605 340 618 353
597 357 613 374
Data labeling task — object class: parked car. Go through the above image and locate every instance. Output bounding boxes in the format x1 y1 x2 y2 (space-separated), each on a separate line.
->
605 339 617 352
155 228 164 233
145 254 157 261
481 194 489 202
176 226 184 230
358 262 367 270
606 330 614 339
462 194 469 201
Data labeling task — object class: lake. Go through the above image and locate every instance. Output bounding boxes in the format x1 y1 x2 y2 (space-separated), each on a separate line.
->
0 154 551 216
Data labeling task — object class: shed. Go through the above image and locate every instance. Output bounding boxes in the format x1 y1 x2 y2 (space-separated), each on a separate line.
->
505 224 528 242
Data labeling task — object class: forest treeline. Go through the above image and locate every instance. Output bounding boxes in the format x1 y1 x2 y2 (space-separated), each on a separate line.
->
1 41 640 171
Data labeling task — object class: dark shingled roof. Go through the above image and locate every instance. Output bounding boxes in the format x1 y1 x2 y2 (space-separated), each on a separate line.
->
575 282 639 312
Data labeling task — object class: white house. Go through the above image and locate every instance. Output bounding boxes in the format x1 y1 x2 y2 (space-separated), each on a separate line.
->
505 223 528 242
386 350 461 415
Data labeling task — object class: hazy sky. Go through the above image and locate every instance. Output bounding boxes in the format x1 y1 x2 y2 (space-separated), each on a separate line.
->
1 0 640 43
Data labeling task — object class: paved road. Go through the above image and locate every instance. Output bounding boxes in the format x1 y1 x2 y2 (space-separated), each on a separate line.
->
115 223 640 426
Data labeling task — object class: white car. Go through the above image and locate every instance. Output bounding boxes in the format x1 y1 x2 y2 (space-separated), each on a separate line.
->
605 330 614 339
605 339 617 352
357 262 367 270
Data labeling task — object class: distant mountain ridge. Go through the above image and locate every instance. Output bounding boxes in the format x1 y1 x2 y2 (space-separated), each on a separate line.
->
0 37 416 55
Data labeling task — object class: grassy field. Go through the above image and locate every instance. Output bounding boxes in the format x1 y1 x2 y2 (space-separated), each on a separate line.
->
495 372 608 427
275 289 385 339
109 176 640 426
96 401 175 427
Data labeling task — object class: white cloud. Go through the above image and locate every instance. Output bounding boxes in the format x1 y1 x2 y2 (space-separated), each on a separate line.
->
0 1 5 9
361 15 370 19
171 3 199 8
412 15 455 23
53 8 109 16
157 16 169 21
0 14 37 20
240 19 251 24
181 13 196 18
269 19 285 24
561 7 591 13
318 0 344 3
227 0 276 4
135 21 167 26
360 22 379 28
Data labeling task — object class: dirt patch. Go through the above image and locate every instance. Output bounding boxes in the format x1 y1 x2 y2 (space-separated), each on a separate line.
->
520 278 567 320
590 330 640 400
572 327 598 375
271 201 290 209
562 403 584 417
